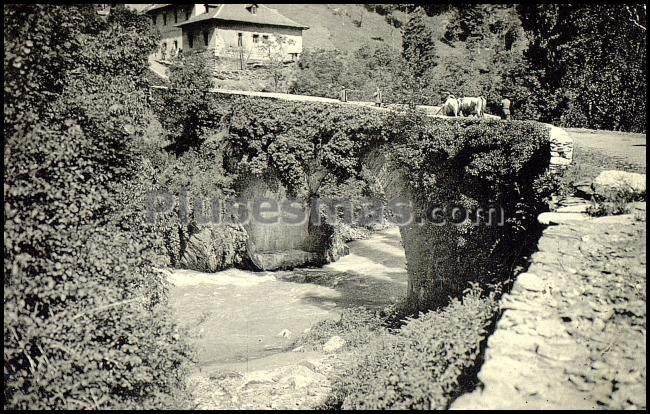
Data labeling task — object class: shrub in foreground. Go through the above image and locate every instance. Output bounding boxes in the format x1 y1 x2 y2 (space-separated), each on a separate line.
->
4 5 191 408
327 284 500 409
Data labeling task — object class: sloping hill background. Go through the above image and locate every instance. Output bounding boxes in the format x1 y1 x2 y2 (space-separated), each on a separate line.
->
266 4 405 51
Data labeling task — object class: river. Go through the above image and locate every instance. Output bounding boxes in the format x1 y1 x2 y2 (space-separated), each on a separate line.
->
168 226 407 370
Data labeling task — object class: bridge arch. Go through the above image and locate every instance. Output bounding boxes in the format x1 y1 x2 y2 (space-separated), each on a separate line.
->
155 88 574 311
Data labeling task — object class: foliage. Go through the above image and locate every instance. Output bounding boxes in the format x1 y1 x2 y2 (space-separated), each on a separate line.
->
4 5 192 409
326 284 500 409
225 97 389 199
211 95 551 309
154 51 226 152
290 48 346 99
586 200 633 217
387 112 551 308
586 180 645 217
290 44 416 104
294 307 391 351
359 3 645 131
401 8 437 79
518 4 646 132
258 35 294 92
422 5 535 115
137 133 239 267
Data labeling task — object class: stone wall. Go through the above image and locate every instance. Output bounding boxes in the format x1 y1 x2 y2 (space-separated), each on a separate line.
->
236 175 311 252
450 212 646 410
546 123 574 174
233 175 349 271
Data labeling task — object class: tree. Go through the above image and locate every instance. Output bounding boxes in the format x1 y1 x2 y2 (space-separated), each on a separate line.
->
156 51 225 152
429 4 531 112
401 7 437 79
290 44 415 104
259 35 294 92
4 5 191 408
289 48 348 99
518 4 647 131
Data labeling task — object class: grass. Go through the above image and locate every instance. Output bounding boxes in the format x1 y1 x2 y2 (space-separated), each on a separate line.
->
266 4 404 52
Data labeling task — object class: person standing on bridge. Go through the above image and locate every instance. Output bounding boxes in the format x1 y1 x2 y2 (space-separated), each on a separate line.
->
501 96 511 120
373 86 383 107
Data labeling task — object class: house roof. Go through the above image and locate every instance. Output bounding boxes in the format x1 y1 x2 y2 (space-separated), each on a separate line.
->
142 4 221 13
143 4 174 13
175 4 309 30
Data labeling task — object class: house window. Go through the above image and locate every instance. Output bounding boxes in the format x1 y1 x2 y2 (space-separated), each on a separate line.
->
174 10 177 23
185 8 191 19
188 33 194 49
262 35 269 41
250 5 258 14
173 40 178 50
203 30 209 46
163 12 167 25
203 4 209 14
237 32 243 47
253 34 260 43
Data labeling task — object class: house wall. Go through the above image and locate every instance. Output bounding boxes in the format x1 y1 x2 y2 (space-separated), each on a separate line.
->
184 22 303 61
220 23 303 61
181 22 219 54
149 4 217 60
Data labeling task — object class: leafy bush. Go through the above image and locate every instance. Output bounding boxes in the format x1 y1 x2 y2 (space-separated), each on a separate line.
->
585 182 645 217
519 4 646 132
225 97 389 199
4 5 192 409
137 131 241 267
152 51 228 152
327 284 500 409
386 111 551 308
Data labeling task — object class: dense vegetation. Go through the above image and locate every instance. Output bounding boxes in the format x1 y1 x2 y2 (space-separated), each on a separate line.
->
4 6 192 409
6 3 636 409
295 284 501 409
292 4 646 132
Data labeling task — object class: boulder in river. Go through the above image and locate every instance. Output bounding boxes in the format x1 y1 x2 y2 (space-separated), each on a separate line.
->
247 249 322 271
179 223 248 272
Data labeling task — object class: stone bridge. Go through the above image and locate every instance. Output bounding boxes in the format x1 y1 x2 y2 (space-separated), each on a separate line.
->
156 85 575 310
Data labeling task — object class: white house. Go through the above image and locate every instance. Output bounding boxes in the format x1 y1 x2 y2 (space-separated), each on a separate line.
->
144 4 308 63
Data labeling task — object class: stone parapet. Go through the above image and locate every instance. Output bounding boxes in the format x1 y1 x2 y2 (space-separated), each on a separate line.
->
545 124 574 174
450 212 646 410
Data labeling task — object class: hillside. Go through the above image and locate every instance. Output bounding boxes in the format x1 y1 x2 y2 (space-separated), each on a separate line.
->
255 4 406 51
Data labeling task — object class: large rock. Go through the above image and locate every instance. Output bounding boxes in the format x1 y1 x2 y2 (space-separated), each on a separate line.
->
592 170 646 201
247 249 321 271
537 211 590 225
179 223 248 272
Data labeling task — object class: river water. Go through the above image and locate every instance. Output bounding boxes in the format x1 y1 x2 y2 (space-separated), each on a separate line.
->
168 226 407 369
